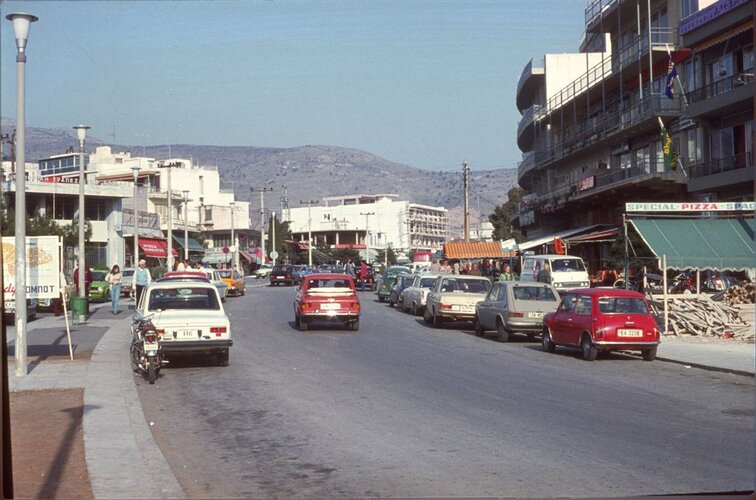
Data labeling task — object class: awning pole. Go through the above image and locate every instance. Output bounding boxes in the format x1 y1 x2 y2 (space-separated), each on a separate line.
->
662 254 668 335
623 214 629 290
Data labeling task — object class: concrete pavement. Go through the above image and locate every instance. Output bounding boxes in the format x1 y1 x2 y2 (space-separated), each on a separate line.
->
4 297 754 499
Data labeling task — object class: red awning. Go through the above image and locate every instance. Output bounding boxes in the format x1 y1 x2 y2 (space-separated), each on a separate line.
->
138 238 178 258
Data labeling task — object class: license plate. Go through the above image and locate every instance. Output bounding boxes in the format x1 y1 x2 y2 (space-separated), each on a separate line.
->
144 342 159 352
321 303 341 310
275 275 284 279
176 329 197 339
618 328 643 337
528 312 545 319
453 305 473 312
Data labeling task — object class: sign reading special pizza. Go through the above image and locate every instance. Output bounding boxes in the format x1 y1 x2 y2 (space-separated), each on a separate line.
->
2 236 62 301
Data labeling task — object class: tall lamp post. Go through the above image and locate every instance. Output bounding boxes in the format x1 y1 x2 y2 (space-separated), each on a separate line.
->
158 161 180 272
360 211 374 263
131 166 140 267
182 190 190 262
252 187 273 264
74 124 90 300
229 201 236 271
300 201 318 266
7 11 38 380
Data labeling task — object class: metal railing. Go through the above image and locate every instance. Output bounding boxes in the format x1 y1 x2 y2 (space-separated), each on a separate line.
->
585 0 618 27
517 104 541 140
517 58 544 98
687 72 754 105
688 153 753 178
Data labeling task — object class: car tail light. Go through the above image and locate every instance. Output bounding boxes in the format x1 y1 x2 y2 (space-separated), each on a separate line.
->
155 329 165 335
440 304 452 310
301 302 312 311
285 274 291 279
145 332 158 343
507 312 524 317
210 326 227 337
351 302 361 312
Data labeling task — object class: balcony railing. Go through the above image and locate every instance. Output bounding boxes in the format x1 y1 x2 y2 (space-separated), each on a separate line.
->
517 104 541 141
613 28 678 72
535 94 683 167
516 58 544 99
688 72 754 105
689 153 753 178
585 0 618 27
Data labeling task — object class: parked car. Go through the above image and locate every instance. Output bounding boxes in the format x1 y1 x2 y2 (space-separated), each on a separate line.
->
121 268 135 297
293 273 360 331
400 273 441 315
474 281 560 342
255 264 273 279
89 270 111 302
217 269 246 296
183 269 228 302
520 254 591 292
270 265 296 286
134 280 232 366
388 275 415 308
424 275 492 328
292 265 311 284
4 298 37 321
542 288 660 361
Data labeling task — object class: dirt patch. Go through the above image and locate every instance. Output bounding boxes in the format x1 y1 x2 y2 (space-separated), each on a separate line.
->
9 389 93 499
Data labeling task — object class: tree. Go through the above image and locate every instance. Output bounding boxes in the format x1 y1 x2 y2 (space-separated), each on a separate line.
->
60 216 92 248
489 186 526 242
265 214 292 260
375 245 397 266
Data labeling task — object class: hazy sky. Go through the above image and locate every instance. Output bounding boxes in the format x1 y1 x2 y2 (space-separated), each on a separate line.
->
1 1 584 171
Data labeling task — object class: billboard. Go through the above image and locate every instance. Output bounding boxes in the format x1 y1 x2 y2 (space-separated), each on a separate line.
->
2 236 62 301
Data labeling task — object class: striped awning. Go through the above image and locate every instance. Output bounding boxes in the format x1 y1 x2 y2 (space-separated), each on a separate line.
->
443 241 506 260
696 21 752 52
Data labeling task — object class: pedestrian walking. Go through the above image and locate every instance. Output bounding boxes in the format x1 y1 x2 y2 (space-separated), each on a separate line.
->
498 263 516 281
345 259 356 278
359 261 368 291
105 264 123 314
134 259 152 306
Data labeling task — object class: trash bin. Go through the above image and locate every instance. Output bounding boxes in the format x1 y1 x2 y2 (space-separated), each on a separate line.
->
71 296 89 318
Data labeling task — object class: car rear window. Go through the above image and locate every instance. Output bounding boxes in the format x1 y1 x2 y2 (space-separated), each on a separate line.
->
307 278 353 289
440 279 491 294
148 287 221 311
273 266 292 273
217 270 232 278
598 297 649 314
512 285 558 301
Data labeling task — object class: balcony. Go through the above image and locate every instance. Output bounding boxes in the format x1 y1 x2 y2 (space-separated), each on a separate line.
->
686 72 753 119
516 58 544 114
689 153 753 178
535 94 683 168
585 0 619 31
517 104 541 152
613 28 678 72
688 153 754 193
517 152 537 181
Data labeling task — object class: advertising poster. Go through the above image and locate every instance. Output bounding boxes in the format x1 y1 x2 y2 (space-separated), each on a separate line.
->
2 236 62 303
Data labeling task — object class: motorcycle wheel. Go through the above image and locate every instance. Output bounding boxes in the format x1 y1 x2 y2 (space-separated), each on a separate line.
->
147 357 156 384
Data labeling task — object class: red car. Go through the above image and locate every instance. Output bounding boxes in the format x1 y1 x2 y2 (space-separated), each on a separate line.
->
542 288 660 361
293 273 361 332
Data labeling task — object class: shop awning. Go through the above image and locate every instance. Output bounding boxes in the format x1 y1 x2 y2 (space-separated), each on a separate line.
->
139 238 178 259
444 241 506 259
564 226 620 244
696 21 752 52
630 218 756 271
202 251 232 265
517 225 612 252
172 235 205 252
239 250 255 264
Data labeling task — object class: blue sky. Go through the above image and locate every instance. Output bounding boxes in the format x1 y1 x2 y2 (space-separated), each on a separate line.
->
1 1 584 171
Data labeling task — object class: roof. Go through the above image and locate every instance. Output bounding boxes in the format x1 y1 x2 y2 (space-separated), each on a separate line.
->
444 241 506 259
630 218 756 271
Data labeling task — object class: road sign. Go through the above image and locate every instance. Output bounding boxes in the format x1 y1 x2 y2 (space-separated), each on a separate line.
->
269 250 279 260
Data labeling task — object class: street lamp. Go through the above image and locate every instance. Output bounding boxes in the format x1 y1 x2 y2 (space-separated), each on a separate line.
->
158 161 180 271
182 190 190 262
230 201 235 271
7 11 38 377
74 125 90 300
360 211 375 263
300 200 318 266
131 166 140 267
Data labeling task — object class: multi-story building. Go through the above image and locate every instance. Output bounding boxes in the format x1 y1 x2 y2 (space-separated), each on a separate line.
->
514 0 752 272
287 194 448 260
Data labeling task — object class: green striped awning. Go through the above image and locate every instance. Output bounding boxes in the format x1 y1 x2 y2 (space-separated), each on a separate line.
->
630 218 756 271
173 235 205 252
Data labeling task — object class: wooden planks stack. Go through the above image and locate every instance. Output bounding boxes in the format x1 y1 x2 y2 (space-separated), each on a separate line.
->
723 283 756 305
649 296 754 339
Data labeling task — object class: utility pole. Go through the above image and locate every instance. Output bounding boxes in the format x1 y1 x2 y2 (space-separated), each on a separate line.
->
300 201 318 266
158 161 181 272
463 159 470 243
271 211 276 260
360 212 375 263
252 187 274 264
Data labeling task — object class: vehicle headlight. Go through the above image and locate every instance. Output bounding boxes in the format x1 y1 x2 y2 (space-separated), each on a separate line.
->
99 286 106 292
581 281 589 288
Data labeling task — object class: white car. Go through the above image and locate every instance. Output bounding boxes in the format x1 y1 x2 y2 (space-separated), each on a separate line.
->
200 268 229 302
400 273 442 316
134 280 232 366
255 264 274 278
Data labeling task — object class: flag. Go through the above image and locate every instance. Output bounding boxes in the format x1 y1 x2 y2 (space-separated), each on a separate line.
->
660 121 677 171
664 57 677 99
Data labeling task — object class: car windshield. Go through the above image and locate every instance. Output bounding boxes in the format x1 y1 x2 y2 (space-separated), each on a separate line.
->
512 285 558 301
147 287 220 311
217 270 233 278
92 271 107 281
597 296 649 314
420 277 436 288
550 259 586 272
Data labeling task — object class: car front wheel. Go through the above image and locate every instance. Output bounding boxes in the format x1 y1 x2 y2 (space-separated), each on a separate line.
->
542 328 556 352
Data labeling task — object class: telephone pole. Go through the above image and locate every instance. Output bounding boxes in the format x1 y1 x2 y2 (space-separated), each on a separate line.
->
300 200 318 266
158 161 181 272
463 159 470 243
360 212 375 262
252 187 274 264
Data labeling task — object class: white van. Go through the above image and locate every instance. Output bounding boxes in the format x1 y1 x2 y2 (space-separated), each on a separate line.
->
520 254 590 292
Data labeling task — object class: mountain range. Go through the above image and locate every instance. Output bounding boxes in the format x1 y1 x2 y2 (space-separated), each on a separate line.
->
1 119 517 229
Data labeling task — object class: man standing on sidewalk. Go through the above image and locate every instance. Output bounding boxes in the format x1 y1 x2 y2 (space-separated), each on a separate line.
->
359 261 368 292
134 259 151 306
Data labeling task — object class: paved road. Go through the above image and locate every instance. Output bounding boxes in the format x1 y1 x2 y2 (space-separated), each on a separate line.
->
137 281 754 497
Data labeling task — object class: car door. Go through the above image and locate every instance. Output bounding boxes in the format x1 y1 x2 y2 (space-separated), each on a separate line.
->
549 293 577 345
477 283 499 329
569 294 594 345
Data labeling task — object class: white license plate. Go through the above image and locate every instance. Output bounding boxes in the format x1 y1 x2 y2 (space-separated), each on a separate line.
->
176 329 197 339
321 303 341 310
275 275 285 279
144 342 159 352
528 312 545 319
453 305 473 312
618 328 643 337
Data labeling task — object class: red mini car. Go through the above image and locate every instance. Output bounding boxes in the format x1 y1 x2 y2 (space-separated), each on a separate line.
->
542 288 660 361
294 273 361 332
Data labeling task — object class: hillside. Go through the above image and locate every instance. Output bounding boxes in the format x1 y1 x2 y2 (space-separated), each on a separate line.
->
1 119 518 227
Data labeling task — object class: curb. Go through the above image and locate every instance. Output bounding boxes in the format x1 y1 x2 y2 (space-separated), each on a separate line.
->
655 355 755 378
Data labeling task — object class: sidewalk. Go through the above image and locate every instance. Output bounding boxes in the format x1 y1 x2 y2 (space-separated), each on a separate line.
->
5 302 755 499
6 301 184 499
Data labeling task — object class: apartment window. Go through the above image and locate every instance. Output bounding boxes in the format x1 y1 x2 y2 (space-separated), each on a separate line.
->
685 127 703 164
681 0 698 19
634 147 650 174
710 128 734 160
684 57 701 92
204 208 213 222
653 140 664 173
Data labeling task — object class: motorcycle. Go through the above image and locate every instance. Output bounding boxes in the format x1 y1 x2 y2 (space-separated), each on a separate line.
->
668 271 696 294
130 314 165 384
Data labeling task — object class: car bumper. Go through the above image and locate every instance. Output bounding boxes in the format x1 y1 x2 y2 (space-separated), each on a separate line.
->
438 312 475 321
503 319 544 333
301 312 360 322
595 340 660 350
159 339 233 353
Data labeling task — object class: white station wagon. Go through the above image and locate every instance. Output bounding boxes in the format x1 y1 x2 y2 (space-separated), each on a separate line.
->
134 280 232 366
